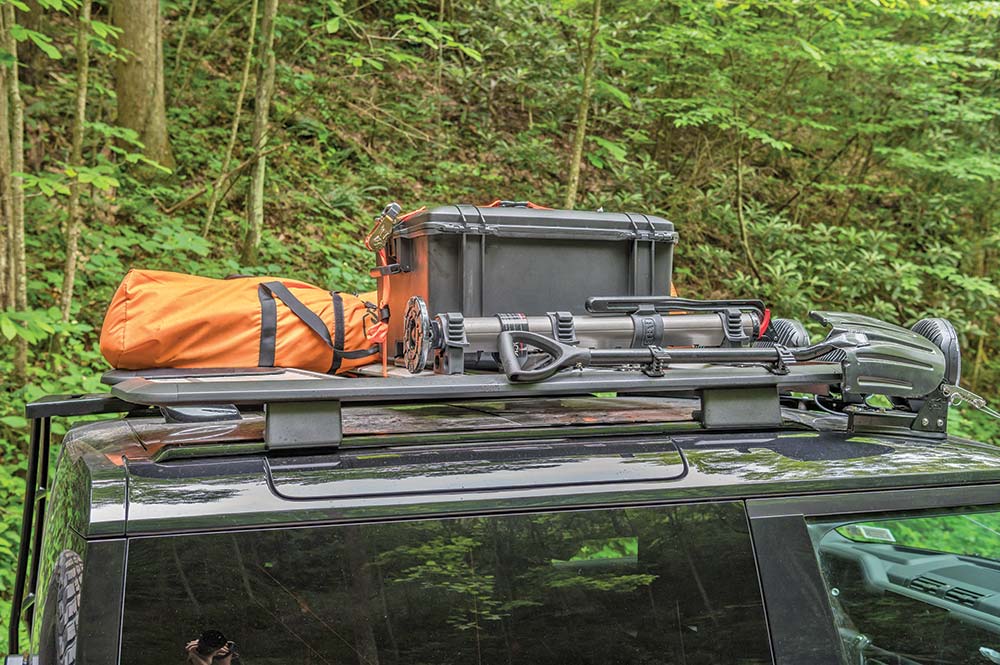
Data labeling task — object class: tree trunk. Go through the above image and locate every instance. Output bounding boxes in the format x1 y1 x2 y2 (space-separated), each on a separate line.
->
112 0 175 168
15 1 44 86
0 57 9 309
562 0 601 210
240 0 278 265
170 0 199 87
734 135 762 282
60 0 92 323
3 4 27 381
203 0 259 238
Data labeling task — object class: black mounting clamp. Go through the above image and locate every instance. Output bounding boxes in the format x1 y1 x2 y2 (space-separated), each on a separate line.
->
768 344 796 375
720 308 751 346
547 311 577 345
435 312 469 375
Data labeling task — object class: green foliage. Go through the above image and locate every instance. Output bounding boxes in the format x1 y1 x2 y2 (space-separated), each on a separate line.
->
1 0 999 646
949 408 1000 443
840 509 1000 562
379 533 518 629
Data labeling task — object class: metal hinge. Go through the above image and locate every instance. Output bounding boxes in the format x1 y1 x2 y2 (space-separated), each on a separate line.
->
941 383 1000 420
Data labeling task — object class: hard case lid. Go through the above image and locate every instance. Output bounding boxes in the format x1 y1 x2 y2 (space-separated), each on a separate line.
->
394 205 678 242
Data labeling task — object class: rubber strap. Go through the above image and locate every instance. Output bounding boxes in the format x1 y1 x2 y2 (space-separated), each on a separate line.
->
340 348 381 359
630 312 664 347
259 281 335 350
376 248 391 377
258 287 278 367
397 206 426 223
259 283 379 372
330 292 345 373
482 200 552 209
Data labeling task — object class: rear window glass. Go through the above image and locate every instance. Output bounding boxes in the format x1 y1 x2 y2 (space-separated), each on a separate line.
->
811 507 1000 664
122 502 769 664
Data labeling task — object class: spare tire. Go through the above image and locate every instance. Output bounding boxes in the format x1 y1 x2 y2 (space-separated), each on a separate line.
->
911 317 961 386
54 550 83 665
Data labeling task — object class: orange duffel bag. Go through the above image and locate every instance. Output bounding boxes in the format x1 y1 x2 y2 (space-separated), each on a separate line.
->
100 269 381 373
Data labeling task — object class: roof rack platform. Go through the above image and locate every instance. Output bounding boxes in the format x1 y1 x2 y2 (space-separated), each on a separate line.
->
103 364 843 449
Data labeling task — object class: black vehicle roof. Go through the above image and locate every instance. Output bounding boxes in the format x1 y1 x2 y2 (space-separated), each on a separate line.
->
54 396 1000 539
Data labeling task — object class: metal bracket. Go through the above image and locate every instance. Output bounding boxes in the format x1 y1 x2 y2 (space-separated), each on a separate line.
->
941 383 987 410
911 390 949 435
369 262 411 277
699 387 781 429
846 385 949 438
265 401 342 449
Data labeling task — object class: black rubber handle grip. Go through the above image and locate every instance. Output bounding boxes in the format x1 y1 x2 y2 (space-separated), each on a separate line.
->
498 331 591 383
586 296 766 316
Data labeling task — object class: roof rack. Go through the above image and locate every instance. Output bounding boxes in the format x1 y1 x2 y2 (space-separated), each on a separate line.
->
23 310 959 448
9 309 969 656
107 364 846 447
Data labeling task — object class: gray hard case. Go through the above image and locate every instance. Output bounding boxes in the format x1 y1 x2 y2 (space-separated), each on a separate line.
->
380 204 678 356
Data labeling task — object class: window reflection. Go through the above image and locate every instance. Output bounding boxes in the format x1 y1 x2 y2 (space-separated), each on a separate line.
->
813 508 1000 665
122 503 770 664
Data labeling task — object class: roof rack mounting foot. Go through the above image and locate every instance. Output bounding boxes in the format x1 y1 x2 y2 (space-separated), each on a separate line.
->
265 400 342 450
846 385 949 439
699 387 781 429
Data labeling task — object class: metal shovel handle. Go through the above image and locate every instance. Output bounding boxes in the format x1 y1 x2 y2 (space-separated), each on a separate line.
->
500 329 870 383
498 331 592 382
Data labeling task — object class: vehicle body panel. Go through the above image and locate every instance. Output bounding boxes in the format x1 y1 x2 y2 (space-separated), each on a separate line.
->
29 395 1000 665
120 428 1000 537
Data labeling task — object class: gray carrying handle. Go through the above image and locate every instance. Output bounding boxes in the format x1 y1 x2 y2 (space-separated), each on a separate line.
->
498 331 592 383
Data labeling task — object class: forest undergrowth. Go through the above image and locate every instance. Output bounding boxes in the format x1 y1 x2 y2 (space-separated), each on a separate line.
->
0 0 998 644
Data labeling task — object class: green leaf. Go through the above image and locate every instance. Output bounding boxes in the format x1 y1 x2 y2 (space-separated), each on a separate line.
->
596 80 631 108
89 20 122 41
17 28 62 60
741 126 792 152
795 37 828 70
325 17 340 34
0 416 26 429
591 136 628 162
395 13 445 42
455 43 482 63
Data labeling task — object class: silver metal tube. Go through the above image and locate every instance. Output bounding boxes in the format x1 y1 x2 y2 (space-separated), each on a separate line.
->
458 313 758 352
